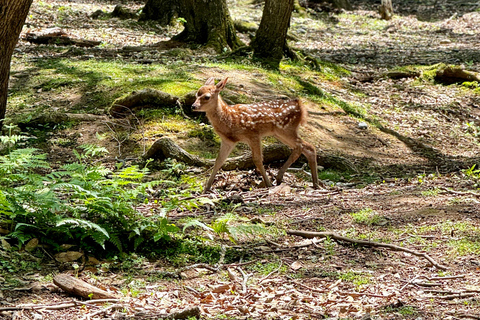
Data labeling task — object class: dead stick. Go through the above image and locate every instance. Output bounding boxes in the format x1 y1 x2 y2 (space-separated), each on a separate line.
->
432 292 476 300
293 281 392 298
236 266 252 294
287 229 448 270
428 275 466 281
0 299 119 312
83 304 122 320
259 261 283 284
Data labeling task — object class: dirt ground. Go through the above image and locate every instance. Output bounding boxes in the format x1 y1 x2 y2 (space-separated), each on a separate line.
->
2 0 480 319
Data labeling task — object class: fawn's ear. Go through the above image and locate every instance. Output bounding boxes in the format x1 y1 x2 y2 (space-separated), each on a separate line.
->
215 77 228 92
204 77 215 86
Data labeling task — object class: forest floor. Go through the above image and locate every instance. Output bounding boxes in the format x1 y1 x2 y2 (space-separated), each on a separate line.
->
2 0 480 319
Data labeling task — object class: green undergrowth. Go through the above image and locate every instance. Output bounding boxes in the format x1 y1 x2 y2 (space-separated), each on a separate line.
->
0 126 275 275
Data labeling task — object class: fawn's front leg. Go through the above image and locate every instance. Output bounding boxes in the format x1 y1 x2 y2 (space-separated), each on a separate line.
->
204 139 236 192
247 138 273 188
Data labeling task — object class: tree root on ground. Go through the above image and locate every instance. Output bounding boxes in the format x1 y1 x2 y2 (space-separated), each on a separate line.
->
143 137 358 172
287 229 448 270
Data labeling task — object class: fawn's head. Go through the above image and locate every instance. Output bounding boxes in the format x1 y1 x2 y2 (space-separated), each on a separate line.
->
192 77 228 112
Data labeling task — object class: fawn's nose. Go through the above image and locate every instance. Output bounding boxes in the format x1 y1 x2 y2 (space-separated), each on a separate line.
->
192 99 202 111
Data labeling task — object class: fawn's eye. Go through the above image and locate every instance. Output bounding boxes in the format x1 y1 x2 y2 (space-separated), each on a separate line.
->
204 94 211 100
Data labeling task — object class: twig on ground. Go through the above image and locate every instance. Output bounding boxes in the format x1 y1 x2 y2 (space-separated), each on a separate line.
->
179 263 219 273
457 313 480 319
287 229 448 270
0 299 120 312
259 261 283 284
439 187 480 197
293 281 393 298
427 275 466 281
400 275 421 291
431 292 476 300
236 266 252 294
222 259 259 268
82 303 122 320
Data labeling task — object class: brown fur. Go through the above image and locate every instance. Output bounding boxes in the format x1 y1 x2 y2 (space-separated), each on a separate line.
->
192 77 320 192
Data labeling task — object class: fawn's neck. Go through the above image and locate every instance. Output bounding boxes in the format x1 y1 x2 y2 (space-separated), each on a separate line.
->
206 95 232 126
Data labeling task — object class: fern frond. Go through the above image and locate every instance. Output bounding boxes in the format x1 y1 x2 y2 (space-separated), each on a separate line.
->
56 218 109 239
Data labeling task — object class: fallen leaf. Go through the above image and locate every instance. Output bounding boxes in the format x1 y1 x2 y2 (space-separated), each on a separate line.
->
290 261 303 271
54 251 83 262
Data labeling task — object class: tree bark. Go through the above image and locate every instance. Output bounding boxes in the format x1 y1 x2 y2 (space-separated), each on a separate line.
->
379 0 393 20
139 0 177 24
0 0 33 132
251 0 295 68
173 0 243 53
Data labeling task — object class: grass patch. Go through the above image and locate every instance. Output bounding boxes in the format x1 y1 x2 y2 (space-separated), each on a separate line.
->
9 58 195 115
318 169 345 182
247 260 288 275
383 304 419 316
351 208 384 226
448 237 480 256
421 187 440 197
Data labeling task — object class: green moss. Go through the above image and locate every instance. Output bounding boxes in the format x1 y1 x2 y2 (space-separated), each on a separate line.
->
9 58 194 115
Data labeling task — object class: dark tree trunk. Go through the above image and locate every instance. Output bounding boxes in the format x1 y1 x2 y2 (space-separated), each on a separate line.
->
0 0 33 132
139 0 177 24
173 0 243 53
308 0 352 10
251 0 295 68
379 0 393 20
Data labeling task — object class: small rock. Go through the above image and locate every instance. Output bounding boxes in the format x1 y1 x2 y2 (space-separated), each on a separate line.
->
358 122 368 129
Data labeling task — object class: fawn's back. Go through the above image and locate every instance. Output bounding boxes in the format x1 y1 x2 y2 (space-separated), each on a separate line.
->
208 98 307 143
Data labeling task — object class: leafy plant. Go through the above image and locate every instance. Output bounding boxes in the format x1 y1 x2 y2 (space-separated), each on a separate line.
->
0 139 183 255
183 213 271 244
463 164 480 178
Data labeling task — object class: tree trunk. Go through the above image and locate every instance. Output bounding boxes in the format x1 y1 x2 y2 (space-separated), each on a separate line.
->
173 0 243 53
139 0 177 24
251 0 295 68
379 0 393 20
0 0 33 132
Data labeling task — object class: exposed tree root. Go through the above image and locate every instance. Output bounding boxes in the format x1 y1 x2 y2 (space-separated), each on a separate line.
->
108 89 179 117
143 137 358 172
435 65 480 83
287 229 448 270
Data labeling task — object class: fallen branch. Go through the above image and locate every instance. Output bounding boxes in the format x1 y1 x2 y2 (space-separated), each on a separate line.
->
287 229 448 270
53 274 118 299
25 28 100 47
293 281 393 298
82 303 122 320
236 266 252 294
439 187 480 197
132 306 201 320
432 292 476 300
0 299 119 311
